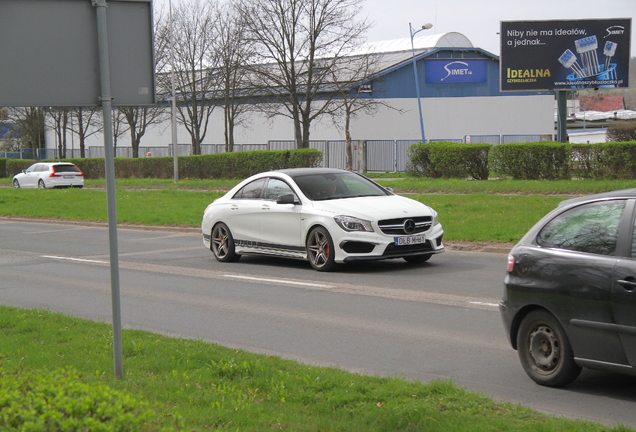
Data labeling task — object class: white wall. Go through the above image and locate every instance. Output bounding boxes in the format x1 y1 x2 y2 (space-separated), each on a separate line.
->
45 94 555 151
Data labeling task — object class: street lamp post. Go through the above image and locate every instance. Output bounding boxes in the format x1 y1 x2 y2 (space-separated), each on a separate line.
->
409 22 433 143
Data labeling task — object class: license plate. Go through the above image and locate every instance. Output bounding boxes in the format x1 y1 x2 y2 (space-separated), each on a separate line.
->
394 234 426 246
63 175 74 179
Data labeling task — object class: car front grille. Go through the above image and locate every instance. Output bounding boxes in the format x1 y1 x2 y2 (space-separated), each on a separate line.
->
377 216 432 235
382 241 434 256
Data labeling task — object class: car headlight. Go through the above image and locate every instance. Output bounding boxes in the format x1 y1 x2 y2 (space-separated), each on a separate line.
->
432 210 439 226
334 215 374 232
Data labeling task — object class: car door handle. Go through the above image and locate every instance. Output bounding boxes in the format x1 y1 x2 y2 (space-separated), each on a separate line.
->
617 278 636 291
230 205 239 211
261 205 270 211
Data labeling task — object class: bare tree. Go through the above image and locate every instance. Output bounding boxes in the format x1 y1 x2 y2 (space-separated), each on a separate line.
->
47 108 70 158
329 54 402 170
119 106 166 158
159 0 221 155
216 4 255 152
237 0 370 149
5 107 45 155
112 109 129 157
69 107 102 158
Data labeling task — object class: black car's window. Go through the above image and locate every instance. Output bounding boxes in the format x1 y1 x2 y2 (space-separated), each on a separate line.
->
537 200 626 256
265 178 294 200
293 172 388 201
232 178 266 199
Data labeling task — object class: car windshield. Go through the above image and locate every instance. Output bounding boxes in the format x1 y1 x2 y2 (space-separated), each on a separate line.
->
293 172 389 201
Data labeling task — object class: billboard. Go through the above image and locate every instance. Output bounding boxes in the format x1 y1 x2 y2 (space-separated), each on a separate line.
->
500 18 631 91
425 60 488 84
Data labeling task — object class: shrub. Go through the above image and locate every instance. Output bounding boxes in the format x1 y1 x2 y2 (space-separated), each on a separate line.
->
0 158 7 178
0 367 153 431
488 142 571 180
4 149 322 180
607 121 636 142
408 142 491 180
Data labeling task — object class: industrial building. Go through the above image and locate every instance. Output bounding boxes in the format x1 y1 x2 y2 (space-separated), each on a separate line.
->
42 32 556 170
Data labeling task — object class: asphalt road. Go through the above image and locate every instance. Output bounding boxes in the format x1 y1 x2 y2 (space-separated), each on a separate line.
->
1 217 635 428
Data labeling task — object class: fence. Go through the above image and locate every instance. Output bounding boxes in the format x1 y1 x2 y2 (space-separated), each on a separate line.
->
6 134 552 172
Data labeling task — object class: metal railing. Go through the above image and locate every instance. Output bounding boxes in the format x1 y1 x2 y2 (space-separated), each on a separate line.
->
5 135 552 172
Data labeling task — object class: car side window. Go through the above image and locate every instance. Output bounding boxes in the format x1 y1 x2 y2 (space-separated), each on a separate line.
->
25 165 37 173
537 200 626 256
232 178 266 199
265 178 294 200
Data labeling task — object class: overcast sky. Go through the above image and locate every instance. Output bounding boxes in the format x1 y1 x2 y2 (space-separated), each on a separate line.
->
361 0 635 56
156 0 635 57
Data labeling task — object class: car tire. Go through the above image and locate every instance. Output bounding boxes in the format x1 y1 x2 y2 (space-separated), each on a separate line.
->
211 223 240 263
306 227 337 272
38 179 46 189
517 310 581 387
403 254 432 263
13 179 20 188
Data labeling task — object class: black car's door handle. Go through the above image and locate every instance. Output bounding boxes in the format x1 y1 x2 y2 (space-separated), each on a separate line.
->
617 278 636 291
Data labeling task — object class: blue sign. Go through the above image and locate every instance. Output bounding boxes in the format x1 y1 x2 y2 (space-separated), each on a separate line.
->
425 60 488 84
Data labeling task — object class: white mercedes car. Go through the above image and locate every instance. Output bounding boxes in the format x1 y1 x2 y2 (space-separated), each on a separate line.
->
202 168 444 271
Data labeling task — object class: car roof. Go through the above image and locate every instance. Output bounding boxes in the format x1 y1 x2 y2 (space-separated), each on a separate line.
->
558 188 636 207
272 168 353 178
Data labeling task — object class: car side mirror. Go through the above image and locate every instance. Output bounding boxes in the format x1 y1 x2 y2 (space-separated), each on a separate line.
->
276 194 299 205
384 186 394 194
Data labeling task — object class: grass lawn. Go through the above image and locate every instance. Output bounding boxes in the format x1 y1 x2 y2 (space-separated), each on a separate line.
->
1 306 632 432
3 176 631 243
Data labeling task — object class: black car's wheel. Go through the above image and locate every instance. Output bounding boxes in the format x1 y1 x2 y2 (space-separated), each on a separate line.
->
12 179 20 188
403 254 432 263
517 310 581 387
38 179 46 189
211 223 240 262
306 227 337 272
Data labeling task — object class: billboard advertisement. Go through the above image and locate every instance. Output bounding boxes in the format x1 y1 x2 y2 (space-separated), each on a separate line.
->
425 60 488 84
500 18 631 91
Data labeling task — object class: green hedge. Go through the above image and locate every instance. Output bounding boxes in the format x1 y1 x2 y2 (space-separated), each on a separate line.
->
408 142 491 180
0 367 153 431
5 149 322 180
0 158 7 178
571 141 636 179
488 142 571 180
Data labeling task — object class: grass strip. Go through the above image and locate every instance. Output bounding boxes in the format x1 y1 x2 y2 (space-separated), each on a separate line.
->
0 186 562 243
0 305 631 432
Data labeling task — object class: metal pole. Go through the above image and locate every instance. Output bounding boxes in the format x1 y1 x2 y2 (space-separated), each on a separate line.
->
409 23 431 144
556 90 568 143
170 0 179 182
93 0 124 378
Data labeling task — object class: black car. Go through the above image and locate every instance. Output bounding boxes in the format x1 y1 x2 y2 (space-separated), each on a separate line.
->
500 188 636 387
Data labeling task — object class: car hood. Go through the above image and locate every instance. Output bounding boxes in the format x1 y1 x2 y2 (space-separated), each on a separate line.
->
309 195 433 219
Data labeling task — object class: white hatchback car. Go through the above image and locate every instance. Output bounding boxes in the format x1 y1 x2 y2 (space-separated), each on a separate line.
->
12 162 84 189
202 168 444 271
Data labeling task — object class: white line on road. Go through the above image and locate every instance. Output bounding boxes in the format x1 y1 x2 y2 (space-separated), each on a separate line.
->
224 274 335 289
469 301 500 308
41 255 108 264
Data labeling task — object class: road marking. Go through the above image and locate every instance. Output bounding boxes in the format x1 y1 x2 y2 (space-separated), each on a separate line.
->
469 301 500 308
224 274 335 289
37 254 499 311
41 255 107 264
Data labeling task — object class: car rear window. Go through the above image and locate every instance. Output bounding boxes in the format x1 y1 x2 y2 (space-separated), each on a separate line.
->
53 165 81 173
537 200 626 256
